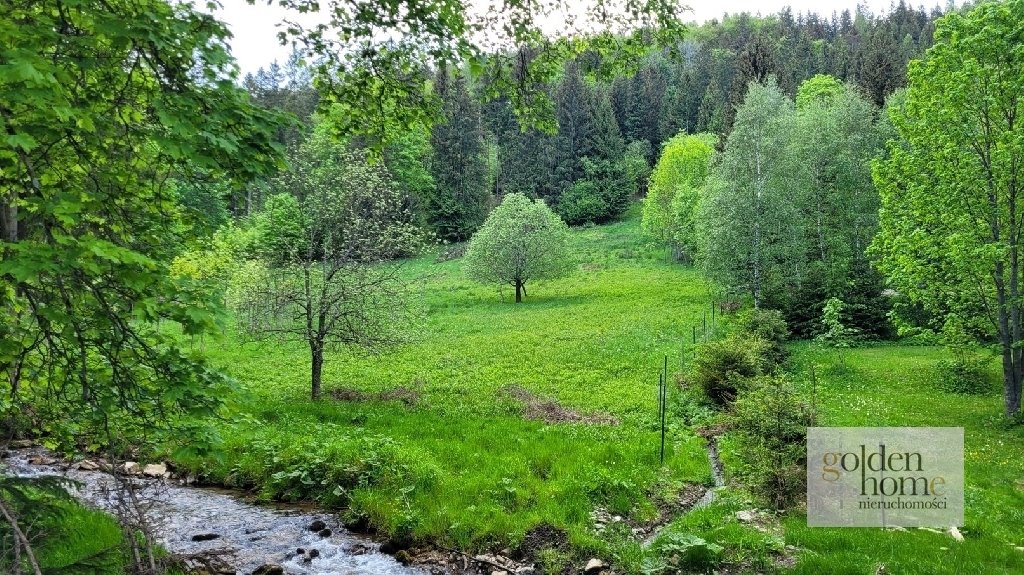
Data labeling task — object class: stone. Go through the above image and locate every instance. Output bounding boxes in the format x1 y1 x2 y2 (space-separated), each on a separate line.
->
380 538 410 555
9 439 34 449
394 549 413 565
123 461 140 474
348 543 370 556
583 558 606 575
142 463 167 477
295 548 305 555
735 510 758 523
947 526 964 542
78 460 100 471
191 533 221 542
308 519 327 532
250 565 285 575
317 528 332 538
28 456 56 466
307 549 320 559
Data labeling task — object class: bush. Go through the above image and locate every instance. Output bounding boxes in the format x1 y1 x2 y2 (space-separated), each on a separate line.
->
934 355 995 395
737 308 789 369
644 532 723 574
558 180 606 225
688 337 764 407
557 158 632 225
730 374 814 510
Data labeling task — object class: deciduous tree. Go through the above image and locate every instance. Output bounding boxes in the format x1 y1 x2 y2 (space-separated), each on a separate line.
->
232 131 424 400
464 193 573 303
641 132 716 261
870 0 1024 416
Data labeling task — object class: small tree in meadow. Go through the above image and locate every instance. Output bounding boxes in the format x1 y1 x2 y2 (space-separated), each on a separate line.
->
232 133 424 400
464 193 573 303
817 297 859 371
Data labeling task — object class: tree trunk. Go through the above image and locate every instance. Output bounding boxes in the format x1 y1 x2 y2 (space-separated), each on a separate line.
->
1 190 16 243
515 281 523 303
310 345 323 400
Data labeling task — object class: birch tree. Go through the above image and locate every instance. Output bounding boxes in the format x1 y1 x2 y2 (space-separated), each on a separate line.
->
696 80 803 307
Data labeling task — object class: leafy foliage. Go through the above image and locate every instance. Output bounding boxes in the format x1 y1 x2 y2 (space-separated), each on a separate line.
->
464 193 574 303
696 80 801 308
816 297 860 372
557 158 632 226
870 0 1024 416
0 0 285 454
641 132 716 261
233 132 425 399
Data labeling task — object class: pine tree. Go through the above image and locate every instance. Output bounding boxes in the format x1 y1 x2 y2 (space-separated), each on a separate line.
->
428 68 491 242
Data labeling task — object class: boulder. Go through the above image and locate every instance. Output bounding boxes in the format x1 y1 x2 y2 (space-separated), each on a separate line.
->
380 538 410 555
348 543 370 556
317 528 332 538
28 456 56 466
191 533 221 542
123 461 140 474
394 549 412 565
308 519 327 532
735 510 758 523
583 558 606 575
307 549 320 559
78 460 101 471
142 463 167 477
9 439 34 449
250 565 285 575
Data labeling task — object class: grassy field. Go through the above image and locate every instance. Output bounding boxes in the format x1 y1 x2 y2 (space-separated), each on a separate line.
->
174 209 1024 573
776 345 1024 574
178 209 721 570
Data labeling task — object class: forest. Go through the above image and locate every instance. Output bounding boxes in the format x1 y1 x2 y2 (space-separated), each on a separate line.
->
2 1 1023 575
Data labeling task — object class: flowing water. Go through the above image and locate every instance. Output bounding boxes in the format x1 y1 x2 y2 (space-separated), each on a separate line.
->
5 449 422 575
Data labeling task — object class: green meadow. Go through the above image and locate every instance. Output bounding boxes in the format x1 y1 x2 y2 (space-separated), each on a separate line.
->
173 211 1024 573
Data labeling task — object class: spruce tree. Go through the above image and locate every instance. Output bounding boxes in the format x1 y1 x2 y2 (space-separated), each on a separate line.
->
428 68 491 242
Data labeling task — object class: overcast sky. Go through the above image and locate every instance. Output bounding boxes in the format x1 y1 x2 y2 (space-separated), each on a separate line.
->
211 0 946 76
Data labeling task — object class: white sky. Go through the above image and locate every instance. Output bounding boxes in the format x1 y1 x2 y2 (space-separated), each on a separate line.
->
210 0 946 76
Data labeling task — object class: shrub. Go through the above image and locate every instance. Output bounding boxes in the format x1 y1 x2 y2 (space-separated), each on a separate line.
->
688 337 763 407
737 308 789 369
730 374 814 510
934 355 995 395
557 158 632 225
558 180 606 225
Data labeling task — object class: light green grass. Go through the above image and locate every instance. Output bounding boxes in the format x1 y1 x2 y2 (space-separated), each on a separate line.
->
178 210 717 568
776 344 1024 574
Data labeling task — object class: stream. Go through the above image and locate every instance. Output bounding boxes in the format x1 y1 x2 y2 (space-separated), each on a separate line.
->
4 448 423 575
